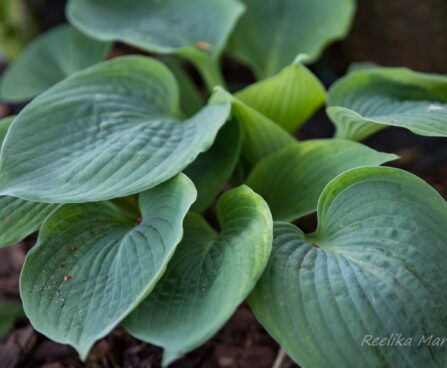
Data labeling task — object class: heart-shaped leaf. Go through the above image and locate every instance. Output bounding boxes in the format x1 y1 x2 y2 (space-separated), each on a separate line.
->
247 139 397 221
185 119 242 212
124 185 272 366
236 58 326 132
0 115 58 248
229 0 355 79
0 24 111 102
67 0 245 89
0 56 230 203
327 67 447 141
250 167 447 367
0 300 24 338
215 88 295 165
20 174 196 358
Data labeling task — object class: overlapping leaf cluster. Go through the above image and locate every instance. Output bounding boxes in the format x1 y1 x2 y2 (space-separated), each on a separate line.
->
1 1 447 367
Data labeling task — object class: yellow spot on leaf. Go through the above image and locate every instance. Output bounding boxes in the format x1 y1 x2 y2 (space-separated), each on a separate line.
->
195 41 212 50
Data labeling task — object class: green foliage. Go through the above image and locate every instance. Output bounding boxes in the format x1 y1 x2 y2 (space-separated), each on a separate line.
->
0 57 230 202
229 0 356 78
216 87 296 165
0 196 58 248
328 67 447 141
0 300 24 338
0 116 58 248
125 186 272 365
67 0 245 90
0 0 37 60
185 119 242 212
247 140 397 221
20 174 196 358
0 1 445 366
236 58 326 132
0 115 14 142
250 167 447 367
0 24 111 102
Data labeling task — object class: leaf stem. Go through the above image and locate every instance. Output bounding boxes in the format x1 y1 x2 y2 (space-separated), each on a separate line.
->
111 195 140 218
181 49 226 92
272 348 287 368
305 232 321 248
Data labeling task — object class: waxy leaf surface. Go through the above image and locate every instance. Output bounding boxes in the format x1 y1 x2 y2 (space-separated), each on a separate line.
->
0 196 58 248
185 119 242 212
0 56 230 203
68 0 243 59
0 24 110 102
251 167 447 367
125 186 272 366
68 0 244 89
0 116 58 248
247 139 397 221
328 67 447 141
236 59 326 132
230 0 355 78
216 88 295 165
20 174 196 358
0 116 14 142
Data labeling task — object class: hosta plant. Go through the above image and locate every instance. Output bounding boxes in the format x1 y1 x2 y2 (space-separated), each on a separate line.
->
1 0 447 367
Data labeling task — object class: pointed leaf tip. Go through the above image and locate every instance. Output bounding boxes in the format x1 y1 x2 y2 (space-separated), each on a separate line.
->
124 185 273 363
328 67 447 140
0 56 230 202
20 174 196 357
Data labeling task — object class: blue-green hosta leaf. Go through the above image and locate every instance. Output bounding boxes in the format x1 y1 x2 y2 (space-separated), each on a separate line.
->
0 196 58 248
20 174 196 359
0 115 14 143
125 185 272 366
0 300 24 338
251 167 447 367
0 24 111 102
247 139 397 221
67 0 245 89
0 115 58 248
327 67 447 141
215 87 295 165
0 56 230 203
236 58 326 132
185 119 242 212
229 0 355 79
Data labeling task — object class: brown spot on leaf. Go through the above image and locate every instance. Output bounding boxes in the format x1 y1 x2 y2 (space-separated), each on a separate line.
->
63 275 72 282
